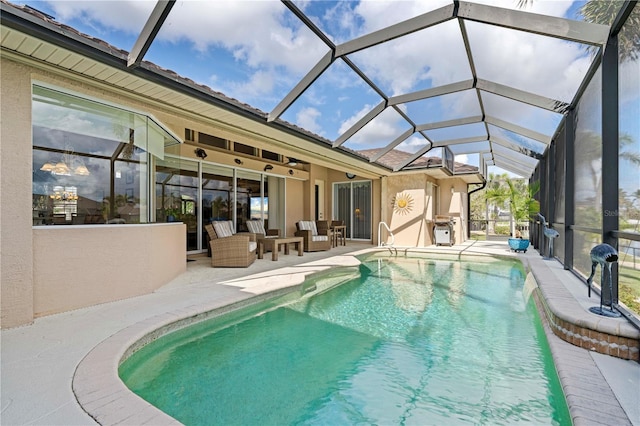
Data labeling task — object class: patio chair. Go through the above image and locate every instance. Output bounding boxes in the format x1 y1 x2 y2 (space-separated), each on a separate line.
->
331 220 346 246
295 220 331 252
246 219 281 239
206 221 257 267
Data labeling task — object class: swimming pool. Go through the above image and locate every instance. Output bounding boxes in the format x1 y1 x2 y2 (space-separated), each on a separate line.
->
119 254 570 425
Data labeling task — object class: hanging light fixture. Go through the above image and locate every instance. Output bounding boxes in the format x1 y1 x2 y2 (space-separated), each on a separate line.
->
52 161 71 176
74 163 90 176
40 145 90 176
40 161 55 172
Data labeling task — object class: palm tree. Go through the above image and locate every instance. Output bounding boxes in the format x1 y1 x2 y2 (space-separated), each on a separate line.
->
507 179 540 235
580 1 640 62
484 175 540 237
482 173 510 234
517 0 639 61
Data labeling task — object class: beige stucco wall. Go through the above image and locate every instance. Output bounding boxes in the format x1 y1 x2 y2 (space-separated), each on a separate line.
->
0 57 187 328
32 224 186 317
383 175 434 247
1 58 35 328
382 174 469 247
441 180 469 244
286 179 305 237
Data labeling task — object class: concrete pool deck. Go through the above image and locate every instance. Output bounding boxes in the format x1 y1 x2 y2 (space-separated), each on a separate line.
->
1 240 638 425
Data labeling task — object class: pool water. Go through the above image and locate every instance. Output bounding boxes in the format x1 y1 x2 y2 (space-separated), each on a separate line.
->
119 255 570 425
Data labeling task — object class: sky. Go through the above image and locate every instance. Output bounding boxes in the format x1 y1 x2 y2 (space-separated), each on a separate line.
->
17 0 635 183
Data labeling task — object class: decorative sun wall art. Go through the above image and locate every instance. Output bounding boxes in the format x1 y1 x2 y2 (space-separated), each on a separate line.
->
392 192 414 215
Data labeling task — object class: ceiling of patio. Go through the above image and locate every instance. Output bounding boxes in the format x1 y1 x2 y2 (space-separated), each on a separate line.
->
2 0 619 178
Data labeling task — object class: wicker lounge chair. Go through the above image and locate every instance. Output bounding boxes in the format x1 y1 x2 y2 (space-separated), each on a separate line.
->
245 219 281 239
206 222 257 267
295 220 331 252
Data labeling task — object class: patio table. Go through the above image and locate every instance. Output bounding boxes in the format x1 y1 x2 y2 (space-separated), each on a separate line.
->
331 225 346 247
257 236 304 261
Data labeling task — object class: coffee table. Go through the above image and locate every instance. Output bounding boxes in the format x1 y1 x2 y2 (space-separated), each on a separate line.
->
257 236 304 261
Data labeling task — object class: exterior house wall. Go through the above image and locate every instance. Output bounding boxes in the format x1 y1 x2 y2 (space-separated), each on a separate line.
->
286 179 304 237
308 164 329 221
1 58 185 328
383 174 434 247
33 224 185 317
383 174 469 247
1 58 35 328
442 180 469 245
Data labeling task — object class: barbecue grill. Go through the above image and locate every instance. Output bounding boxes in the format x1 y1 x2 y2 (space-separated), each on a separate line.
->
433 216 455 246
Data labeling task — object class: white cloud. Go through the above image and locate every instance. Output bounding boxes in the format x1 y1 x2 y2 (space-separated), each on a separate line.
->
337 0 590 151
156 1 326 75
43 0 154 35
220 69 276 101
296 107 324 136
342 106 408 148
456 154 469 164
40 0 603 160
397 134 429 153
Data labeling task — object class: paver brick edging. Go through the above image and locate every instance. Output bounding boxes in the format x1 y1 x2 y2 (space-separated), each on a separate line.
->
528 257 640 361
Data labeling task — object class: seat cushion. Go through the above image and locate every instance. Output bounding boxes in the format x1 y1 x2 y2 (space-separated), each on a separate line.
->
311 235 329 242
226 220 236 234
249 241 257 252
298 220 318 236
246 220 266 235
213 221 233 238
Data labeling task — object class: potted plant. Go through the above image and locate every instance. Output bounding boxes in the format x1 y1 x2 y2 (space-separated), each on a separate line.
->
484 176 540 252
507 179 540 252
165 207 181 222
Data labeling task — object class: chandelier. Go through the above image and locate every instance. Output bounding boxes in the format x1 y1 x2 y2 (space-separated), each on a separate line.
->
50 187 78 201
40 146 90 176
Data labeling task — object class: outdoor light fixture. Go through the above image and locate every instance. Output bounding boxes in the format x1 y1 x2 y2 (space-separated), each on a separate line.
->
264 164 274 171
195 148 207 159
286 158 298 166
234 158 243 165
346 173 356 179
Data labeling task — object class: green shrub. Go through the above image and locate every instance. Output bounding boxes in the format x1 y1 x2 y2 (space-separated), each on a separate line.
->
494 225 510 235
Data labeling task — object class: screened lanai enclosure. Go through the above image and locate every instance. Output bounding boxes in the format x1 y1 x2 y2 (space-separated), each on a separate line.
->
2 0 639 319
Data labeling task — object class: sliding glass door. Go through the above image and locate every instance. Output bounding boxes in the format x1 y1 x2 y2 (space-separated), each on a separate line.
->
157 158 287 253
333 180 371 240
155 157 199 251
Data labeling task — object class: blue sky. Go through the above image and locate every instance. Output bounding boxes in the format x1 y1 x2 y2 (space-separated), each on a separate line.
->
18 0 637 186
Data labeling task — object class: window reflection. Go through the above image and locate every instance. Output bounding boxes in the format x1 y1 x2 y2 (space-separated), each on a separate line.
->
156 158 198 250
32 86 178 226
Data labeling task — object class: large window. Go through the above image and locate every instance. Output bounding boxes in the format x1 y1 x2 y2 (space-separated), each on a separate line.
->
32 85 179 225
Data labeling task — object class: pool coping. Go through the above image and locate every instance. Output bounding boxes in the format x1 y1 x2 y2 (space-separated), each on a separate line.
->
73 250 374 425
72 246 638 425
73 287 305 425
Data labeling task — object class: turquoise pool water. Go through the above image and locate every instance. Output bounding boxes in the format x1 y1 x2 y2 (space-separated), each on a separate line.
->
120 255 570 425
